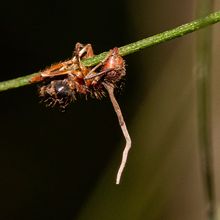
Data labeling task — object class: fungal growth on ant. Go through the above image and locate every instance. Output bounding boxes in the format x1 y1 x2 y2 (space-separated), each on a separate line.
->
31 43 131 184
85 47 131 184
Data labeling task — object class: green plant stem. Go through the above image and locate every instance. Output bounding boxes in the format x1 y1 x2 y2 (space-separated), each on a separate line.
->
0 11 220 92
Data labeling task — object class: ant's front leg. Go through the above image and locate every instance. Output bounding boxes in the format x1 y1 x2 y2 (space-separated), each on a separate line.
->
84 47 125 84
84 49 114 80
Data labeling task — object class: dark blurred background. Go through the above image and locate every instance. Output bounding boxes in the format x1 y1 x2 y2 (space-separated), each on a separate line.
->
0 1 138 219
0 0 220 220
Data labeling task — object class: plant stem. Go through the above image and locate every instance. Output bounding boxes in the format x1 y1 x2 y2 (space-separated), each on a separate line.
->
0 11 220 92
196 2 215 220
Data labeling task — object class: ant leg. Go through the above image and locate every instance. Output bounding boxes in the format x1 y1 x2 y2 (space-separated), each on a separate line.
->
81 44 94 59
30 74 44 83
84 50 114 80
73 43 94 70
74 43 94 58
71 42 83 64
103 82 131 184
73 42 83 57
84 69 113 80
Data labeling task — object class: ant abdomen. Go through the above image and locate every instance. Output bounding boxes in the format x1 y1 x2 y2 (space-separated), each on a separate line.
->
53 80 72 97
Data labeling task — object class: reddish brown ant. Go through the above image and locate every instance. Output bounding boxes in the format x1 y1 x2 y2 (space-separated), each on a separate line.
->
31 43 95 108
31 43 131 184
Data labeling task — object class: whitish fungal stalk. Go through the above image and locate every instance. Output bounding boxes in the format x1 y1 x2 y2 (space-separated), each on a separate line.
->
103 83 131 184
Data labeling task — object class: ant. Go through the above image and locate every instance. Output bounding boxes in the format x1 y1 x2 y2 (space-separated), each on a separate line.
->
31 43 131 184
31 43 96 108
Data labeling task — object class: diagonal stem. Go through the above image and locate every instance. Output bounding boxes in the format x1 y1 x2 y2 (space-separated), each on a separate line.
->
0 11 220 92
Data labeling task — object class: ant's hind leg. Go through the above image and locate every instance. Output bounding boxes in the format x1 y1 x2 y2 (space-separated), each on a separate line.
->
73 43 94 70
73 43 94 59
81 44 94 59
